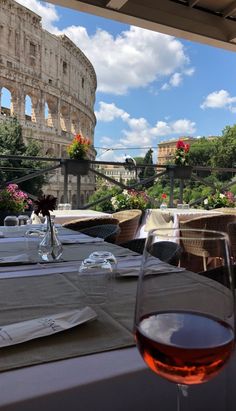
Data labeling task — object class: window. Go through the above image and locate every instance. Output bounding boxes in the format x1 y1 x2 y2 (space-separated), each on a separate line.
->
63 61 67 75
29 42 36 56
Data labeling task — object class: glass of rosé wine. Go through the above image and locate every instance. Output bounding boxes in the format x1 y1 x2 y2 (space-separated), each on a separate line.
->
134 228 235 411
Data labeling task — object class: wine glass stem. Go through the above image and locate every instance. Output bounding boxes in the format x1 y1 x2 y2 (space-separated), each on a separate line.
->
177 384 189 411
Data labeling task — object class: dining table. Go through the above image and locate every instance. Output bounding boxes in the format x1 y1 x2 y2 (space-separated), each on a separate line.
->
51 209 111 225
0 224 234 411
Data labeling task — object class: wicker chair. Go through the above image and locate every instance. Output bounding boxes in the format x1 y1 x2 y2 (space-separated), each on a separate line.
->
149 241 182 266
227 222 236 261
119 238 146 254
120 238 181 266
112 209 142 244
63 217 119 232
80 224 120 244
179 214 236 270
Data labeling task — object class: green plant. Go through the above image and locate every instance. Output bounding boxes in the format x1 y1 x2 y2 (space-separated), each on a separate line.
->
111 189 150 211
203 190 235 209
0 184 32 213
67 133 91 160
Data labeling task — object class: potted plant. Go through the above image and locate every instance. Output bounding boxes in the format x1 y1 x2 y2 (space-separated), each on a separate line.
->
203 190 235 209
63 133 91 176
111 189 150 211
0 184 32 224
167 139 192 179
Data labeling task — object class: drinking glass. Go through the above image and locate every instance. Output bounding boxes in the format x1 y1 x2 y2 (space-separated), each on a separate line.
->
89 251 117 271
4 216 19 226
134 228 235 410
78 256 113 304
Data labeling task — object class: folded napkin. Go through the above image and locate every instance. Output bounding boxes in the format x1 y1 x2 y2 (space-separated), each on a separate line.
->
60 234 104 244
117 256 185 277
0 307 97 348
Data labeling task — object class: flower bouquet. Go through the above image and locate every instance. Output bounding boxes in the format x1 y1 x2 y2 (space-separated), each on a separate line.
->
160 193 168 209
34 194 62 261
67 133 91 160
174 140 190 166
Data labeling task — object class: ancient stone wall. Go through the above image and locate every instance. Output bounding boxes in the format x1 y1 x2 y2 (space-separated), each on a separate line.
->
0 0 97 207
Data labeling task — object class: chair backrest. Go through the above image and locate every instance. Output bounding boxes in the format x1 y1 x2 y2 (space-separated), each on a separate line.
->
112 209 142 244
227 222 236 260
63 217 119 232
80 224 120 243
119 238 146 255
149 241 181 266
179 214 236 258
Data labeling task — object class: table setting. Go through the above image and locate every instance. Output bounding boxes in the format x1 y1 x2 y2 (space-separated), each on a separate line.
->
0 195 235 411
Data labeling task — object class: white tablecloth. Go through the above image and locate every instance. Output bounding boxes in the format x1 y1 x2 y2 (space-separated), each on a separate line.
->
52 210 111 225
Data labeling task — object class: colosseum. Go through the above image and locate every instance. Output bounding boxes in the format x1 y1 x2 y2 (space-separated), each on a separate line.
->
0 0 97 207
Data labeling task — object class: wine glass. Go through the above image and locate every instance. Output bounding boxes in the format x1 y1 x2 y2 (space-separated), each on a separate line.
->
134 228 235 410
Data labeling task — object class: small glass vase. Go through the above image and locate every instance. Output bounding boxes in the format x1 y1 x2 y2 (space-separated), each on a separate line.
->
38 216 63 262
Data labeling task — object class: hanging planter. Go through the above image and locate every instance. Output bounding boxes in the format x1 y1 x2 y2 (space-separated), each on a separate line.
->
66 159 90 176
62 159 90 176
167 164 192 179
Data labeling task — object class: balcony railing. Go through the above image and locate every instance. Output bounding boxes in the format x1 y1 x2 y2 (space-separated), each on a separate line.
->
0 154 235 209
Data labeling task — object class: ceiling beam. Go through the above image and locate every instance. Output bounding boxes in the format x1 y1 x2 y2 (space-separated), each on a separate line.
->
188 0 199 7
106 0 128 10
45 0 236 52
222 0 236 18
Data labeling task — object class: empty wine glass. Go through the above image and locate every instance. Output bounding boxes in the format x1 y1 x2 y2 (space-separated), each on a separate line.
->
134 228 235 410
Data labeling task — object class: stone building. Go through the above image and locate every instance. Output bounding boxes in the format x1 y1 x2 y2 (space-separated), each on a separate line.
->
0 0 97 207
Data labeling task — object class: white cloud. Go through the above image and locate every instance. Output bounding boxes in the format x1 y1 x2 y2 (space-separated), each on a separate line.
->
96 101 196 147
95 102 129 122
169 72 182 87
16 1 193 95
201 89 236 111
161 66 195 91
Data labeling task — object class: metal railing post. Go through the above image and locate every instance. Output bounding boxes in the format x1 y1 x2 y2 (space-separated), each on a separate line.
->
77 175 81 208
63 162 69 203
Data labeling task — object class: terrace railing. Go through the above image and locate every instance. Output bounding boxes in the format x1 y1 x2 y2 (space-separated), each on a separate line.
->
0 155 235 209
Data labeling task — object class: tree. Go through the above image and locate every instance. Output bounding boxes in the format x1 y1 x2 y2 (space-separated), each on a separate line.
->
139 148 155 188
0 117 46 195
211 125 236 180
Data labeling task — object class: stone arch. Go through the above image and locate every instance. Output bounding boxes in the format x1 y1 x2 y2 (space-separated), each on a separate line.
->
0 86 12 116
71 110 80 134
45 94 58 129
60 103 70 132
61 146 68 158
25 94 33 121
45 147 54 156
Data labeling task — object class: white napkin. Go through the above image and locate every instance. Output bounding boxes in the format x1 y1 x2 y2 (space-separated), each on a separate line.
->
0 307 97 348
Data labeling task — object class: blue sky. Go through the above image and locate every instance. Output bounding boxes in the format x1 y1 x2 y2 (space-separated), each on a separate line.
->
9 1 236 161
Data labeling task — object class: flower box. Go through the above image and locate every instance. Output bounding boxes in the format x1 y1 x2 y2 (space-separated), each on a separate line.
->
167 165 192 179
